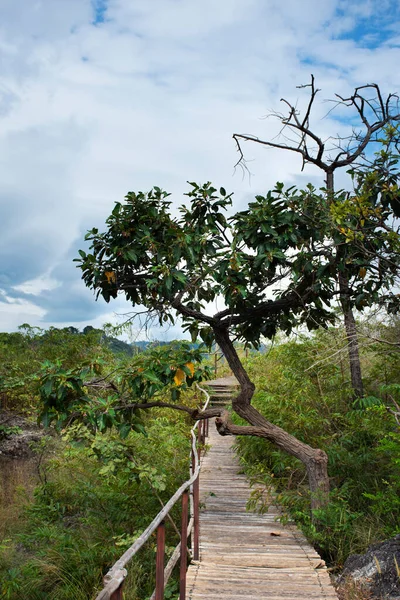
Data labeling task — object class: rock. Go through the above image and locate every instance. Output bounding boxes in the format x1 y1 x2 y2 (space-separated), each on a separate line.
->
0 411 43 458
0 431 43 457
339 535 400 599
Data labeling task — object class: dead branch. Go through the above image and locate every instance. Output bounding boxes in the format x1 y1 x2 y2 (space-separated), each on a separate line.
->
233 76 400 184
386 395 400 428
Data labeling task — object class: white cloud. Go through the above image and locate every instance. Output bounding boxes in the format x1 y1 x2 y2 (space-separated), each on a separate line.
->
0 290 46 331
0 0 399 335
13 274 61 296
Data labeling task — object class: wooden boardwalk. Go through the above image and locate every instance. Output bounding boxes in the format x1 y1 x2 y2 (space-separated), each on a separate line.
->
186 379 338 599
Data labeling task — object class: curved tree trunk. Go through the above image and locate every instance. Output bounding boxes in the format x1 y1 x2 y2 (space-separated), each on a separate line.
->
214 328 329 512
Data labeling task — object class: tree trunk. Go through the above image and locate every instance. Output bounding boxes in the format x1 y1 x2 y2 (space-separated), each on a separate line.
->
327 170 364 399
214 328 329 512
338 273 364 398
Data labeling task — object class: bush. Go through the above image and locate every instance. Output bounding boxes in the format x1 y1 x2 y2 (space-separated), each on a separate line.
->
0 409 192 599
234 324 400 568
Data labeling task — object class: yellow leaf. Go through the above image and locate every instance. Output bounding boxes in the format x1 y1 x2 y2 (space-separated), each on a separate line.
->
174 368 185 386
359 267 367 279
185 362 195 377
104 271 116 284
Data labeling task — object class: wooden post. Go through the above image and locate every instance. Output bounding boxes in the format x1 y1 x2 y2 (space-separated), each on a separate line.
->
202 419 206 444
110 585 124 600
179 491 189 600
197 421 202 460
206 417 209 438
155 521 166 600
193 474 200 561
214 351 218 376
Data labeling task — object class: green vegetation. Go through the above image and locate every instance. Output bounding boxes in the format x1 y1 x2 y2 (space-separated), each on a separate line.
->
0 415 192 599
2 318 399 597
73 116 400 511
234 318 400 567
0 327 210 599
0 325 119 412
1 79 399 600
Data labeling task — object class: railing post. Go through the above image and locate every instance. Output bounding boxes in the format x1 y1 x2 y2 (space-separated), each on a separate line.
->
110 584 124 600
193 472 200 561
205 417 209 438
214 352 217 376
155 521 166 600
179 491 189 600
197 421 202 459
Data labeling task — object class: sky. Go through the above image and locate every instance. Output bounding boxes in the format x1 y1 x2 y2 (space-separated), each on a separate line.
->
0 0 400 339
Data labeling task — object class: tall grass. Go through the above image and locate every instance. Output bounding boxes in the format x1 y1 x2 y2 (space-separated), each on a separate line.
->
234 323 400 568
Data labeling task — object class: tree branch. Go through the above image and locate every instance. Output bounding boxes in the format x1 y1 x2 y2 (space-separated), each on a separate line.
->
233 78 400 181
171 298 218 327
119 401 223 420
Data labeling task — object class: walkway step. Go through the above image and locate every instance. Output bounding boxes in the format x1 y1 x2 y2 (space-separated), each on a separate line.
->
186 420 338 600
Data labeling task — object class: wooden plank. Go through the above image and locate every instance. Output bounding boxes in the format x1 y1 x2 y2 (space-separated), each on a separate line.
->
187 382 337 600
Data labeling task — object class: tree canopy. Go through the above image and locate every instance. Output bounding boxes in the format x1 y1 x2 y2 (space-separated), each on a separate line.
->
74 135 400 511
77 166 399 350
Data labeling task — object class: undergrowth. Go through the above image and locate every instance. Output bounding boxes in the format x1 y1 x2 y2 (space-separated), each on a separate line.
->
0 409 192 599
234 322 400 570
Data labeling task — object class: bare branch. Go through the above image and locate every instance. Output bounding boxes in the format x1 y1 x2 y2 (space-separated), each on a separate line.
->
386 395 400 428
233 77 400 180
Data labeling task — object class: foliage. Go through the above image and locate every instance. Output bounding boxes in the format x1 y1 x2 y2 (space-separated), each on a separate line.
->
0 375 198 599
234 322 400 567
0 328 213 599
76 153 400 351
332 127 400 312
0 325 115 412
37 341 212 434
0 424 22 440
76 182 333 347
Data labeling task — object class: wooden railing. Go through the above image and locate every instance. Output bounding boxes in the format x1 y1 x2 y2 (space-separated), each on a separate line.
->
204 350 225 377
94 385 210 600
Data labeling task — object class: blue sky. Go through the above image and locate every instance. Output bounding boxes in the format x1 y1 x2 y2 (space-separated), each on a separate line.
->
92 0 108 24
0 0 399 337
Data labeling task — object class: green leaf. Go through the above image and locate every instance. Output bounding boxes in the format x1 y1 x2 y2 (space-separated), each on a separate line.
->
118 423 131 439
132 423 147 436
126 250 137 261
41 378 54 398
143 370 162 384
165 275 173 292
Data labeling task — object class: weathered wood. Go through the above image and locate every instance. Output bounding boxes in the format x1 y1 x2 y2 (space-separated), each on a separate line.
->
155 521 166 600
180 491 189 600
193 472 200 561
149 518 194 600
186 384 338 600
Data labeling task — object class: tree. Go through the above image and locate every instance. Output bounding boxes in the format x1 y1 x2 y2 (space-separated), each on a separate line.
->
233 77 400 397
38 341 212 435
76 183 342 510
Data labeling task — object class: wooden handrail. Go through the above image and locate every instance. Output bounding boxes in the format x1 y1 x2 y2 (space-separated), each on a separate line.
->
203 350 225 376
94 384 211 600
